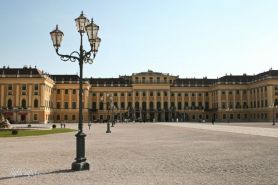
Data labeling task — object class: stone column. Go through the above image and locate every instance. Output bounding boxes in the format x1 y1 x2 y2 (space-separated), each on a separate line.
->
96 92 100 110
117 92 121 109
125 92 128 109
189 92 192 107
40 84 45 107
233 90 236 109
69 89 72 108
0 85 3 106
217 90 221 110
202 92 205 108
240 90 243 108
225 90 229 108
16 84 20 107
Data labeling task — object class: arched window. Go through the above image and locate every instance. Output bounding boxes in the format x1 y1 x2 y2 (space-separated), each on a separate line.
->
7 99 12 109
21 99 27 109
34 99 39 108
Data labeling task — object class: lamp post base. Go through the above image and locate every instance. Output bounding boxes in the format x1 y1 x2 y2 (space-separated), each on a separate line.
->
71 161 90 171
106 122 111 133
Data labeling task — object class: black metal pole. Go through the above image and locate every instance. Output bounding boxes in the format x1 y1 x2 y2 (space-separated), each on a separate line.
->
71 33 89 171
273 106 275 126
106 102 111 133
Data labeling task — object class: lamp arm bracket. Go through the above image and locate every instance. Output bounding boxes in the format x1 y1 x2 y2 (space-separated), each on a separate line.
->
83 49 95 64
56 49 80 62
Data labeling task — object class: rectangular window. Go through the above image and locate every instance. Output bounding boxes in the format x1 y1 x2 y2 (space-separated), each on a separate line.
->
142 77 145 83
72 102 77 109
65 89 68 94
178 102 182 110
8 84 12 91
73 89 76 94
92 102 96 109
34 114 38 121
21 84 26 91
57 89 60 94
121 102 125 109
34 84 39 91
157 77 160 83
64 102 68 109
72 115 76 121
56 102 61 109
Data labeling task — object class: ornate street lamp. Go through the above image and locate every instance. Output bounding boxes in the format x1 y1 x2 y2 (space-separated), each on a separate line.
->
50 11 101 171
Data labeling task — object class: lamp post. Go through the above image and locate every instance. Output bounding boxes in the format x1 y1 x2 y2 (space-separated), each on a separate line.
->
271 102 277 126
100 94 114 133
226 107 230 123
50 11 101 171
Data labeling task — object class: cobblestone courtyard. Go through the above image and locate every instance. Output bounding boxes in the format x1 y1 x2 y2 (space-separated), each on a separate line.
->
0 123 277 185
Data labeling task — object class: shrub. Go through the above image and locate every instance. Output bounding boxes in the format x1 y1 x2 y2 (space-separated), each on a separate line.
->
11 130 18 135
28 124 31 128
52 124 56 129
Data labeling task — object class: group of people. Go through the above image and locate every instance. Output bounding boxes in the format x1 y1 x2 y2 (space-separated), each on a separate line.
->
60 121 66 128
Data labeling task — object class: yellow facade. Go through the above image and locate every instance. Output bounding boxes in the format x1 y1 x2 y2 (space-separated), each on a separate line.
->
1 67 278 123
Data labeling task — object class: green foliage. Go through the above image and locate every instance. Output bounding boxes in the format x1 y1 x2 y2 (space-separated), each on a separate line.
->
0 128 75 137
11 130 18 135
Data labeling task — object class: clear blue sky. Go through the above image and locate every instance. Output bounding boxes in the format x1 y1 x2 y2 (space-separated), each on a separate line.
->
1 0 278 78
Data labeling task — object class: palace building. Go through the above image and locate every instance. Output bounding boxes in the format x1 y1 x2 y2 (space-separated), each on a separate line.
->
0 66 278 124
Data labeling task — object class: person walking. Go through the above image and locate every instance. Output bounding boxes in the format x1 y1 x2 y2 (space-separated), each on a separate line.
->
88 122 92 130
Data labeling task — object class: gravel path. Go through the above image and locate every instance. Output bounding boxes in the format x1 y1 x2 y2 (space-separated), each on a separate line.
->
0 123 277 185
158 122 278 138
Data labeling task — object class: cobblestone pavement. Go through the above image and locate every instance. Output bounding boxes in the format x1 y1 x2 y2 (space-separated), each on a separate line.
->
0 123 277 185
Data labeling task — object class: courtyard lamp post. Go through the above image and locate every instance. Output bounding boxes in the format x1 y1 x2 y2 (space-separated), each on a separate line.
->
271 102 277 126
111 106 117 127
50 11 101 171
100 94 114 133
226 107 231 123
